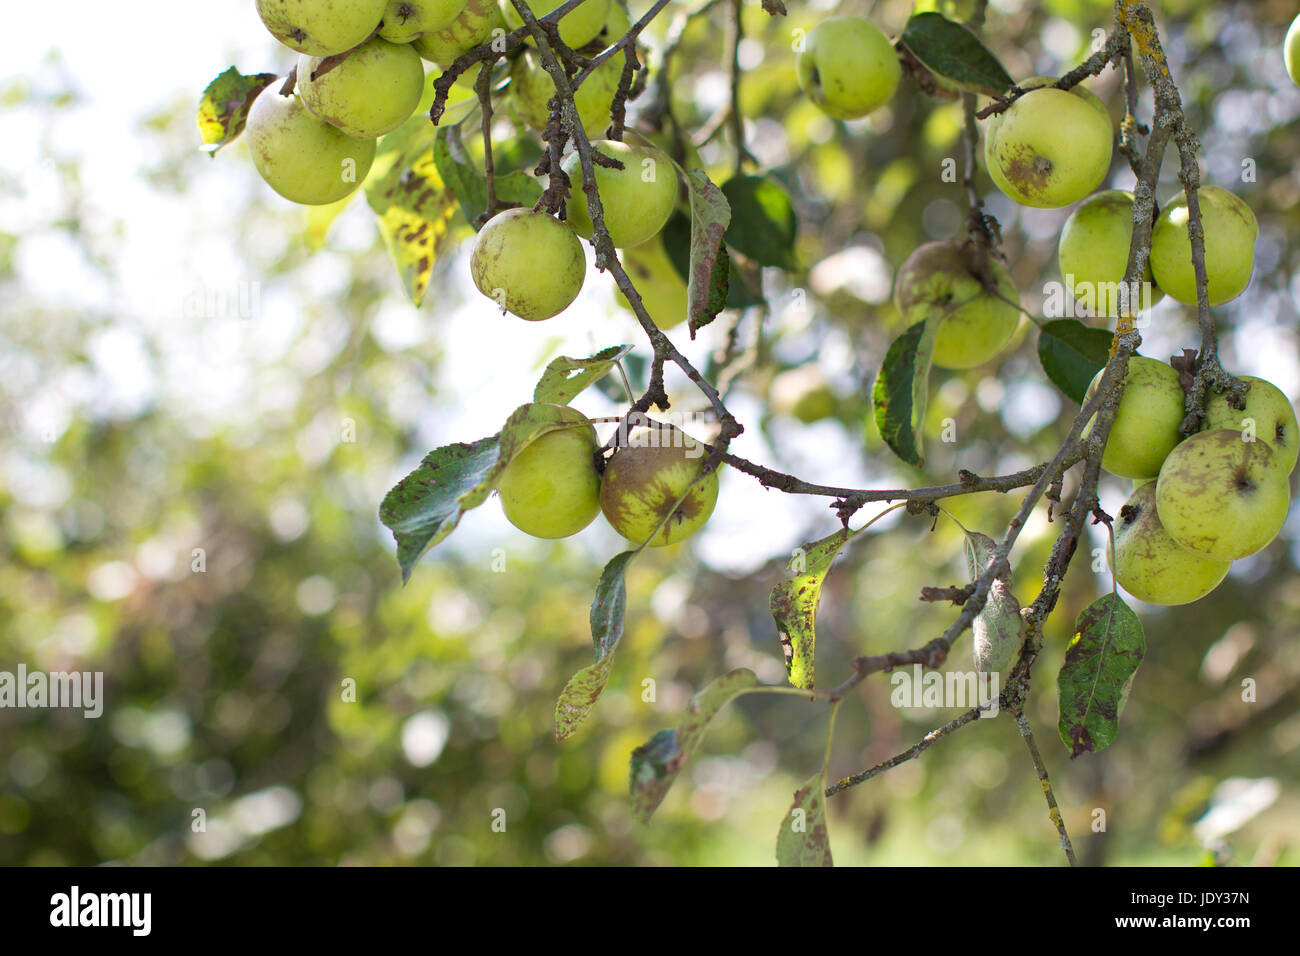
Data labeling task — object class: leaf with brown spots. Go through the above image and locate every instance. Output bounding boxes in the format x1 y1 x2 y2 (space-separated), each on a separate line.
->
364 113 460 306
683 168 731 337
628 669 760 822
770 526 862 689
776 771 833 866
379 435 501 583
1057 593 1145 757
197 67 277 154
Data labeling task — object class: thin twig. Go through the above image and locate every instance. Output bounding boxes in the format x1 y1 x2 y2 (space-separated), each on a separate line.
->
1015 711 1079 866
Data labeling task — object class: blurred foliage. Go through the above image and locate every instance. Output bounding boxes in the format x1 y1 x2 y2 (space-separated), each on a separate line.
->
1 0 1298 866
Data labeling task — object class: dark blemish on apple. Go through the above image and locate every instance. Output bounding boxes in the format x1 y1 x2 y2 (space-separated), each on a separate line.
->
1004 146 1052 195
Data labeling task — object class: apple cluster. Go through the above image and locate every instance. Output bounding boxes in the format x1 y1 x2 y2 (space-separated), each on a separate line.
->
496 406 720 547
976 74 1259 318
1086 360 1297 606
470 137 680 320
247 0 493 205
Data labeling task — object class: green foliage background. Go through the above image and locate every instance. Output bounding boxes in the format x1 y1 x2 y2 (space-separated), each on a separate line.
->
1 0 1298 865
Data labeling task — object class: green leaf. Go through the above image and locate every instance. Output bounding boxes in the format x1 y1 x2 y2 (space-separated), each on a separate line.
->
555 550 636 740
432 122 543 228
380 403 597 581
900 12 1014 97
532 344 633 405
770 526 862 689
776 771 833 867
1038 319 1114 403
628 669 760 822
720 174 797 270
197 67 277 154
379 435 501 582
364 113 460 306
1057 593 1146 758
872 317 938 467
963 531 1024 680
683 169 732 336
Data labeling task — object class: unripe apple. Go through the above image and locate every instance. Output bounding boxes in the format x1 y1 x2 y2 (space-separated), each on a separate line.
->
1111 481 1230 606
1057 189 1163 317
795 17 900 120
1149 185 1257 306
893 240 1021 370
245 86 377 205
770 366 836 424
510 46 622 138
986 84 1112 208
615 234 688 329
470 207 585 320
255 0 387 56
1286 15 1300 88
1081 356 1185 479
562 140 679 249
379 0 469 43
500 0 611 49
983 76 1054 199
497 404 602 538
600 428 720 547
1204 375 1298 475
411 0 503 65
298 37 425 139
1156 428 1291 561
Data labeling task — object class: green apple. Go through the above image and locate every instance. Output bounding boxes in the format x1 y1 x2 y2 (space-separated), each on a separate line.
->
984 76 1055 199
245 86 377 205
1149 185 1257 306
1110 481 1230 606
986 84 1112 208
412 0 503 65
562 140 679 248
497 405 601 538
470 207 585 320
379 0 469 43
1156 428 1291 561
255 0 387 56
1204 375 1298 475
511 46 622 137
770 366 836 424
298 37 425 138
1081 356 1185 479
796 17 900 120
593 0 629 46
1057 189 1163 317
615 234 688 329
600 430 720 547
500 0 611 49
893 240 1021 370
1286 15 1300 87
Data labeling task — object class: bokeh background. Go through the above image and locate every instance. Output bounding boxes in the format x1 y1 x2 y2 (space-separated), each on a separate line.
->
1 0 1297 865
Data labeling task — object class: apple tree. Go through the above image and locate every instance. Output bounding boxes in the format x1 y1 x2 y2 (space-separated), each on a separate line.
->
191 0 1300 865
